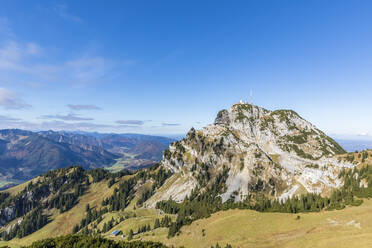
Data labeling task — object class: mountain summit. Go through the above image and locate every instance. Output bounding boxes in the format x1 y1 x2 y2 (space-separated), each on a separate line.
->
148 102 351 206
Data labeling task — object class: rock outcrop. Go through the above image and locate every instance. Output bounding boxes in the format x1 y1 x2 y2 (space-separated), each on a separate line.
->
147 102 353 206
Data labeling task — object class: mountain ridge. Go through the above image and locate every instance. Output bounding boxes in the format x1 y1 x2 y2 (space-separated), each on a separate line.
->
0 129 174 187
147 102 351 206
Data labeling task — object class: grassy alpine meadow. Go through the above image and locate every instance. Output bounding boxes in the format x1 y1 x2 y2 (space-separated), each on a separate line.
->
136 199 372 248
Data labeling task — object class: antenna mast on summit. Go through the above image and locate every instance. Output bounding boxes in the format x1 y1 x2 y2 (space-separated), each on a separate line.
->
250 90 253 104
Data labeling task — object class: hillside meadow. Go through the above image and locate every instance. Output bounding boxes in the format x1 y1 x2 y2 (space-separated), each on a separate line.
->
138 199 372 248
5 191 370 248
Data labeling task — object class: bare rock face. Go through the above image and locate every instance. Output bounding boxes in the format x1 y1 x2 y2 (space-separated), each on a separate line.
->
0 207 15 227
214 109 230 125
147 102 353 206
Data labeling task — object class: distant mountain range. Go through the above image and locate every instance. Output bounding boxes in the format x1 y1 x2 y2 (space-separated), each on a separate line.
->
0 129 174 186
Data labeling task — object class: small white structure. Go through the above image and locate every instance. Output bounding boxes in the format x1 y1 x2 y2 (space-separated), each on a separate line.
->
110 230 120 237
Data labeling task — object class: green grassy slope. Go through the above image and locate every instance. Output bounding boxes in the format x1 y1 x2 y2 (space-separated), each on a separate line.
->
138 199 372 248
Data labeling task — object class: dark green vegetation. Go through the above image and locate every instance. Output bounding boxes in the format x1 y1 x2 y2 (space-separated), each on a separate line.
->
101 165 171 212
235 104 255 123
319 133 346 155
1 208 48 240
340 164 372 198
0 164 172 240
280 132 345 160
0 234 167 248
107 215 172 239
281 143 316 160
66 165 172 235
101 178 137 211
0 167 133 240
0 167 89 240
0 129 174 186
157 164 372 237
136 167 172 208
210 243 233 248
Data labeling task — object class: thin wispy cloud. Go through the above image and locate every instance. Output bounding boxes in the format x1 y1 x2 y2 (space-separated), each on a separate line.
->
0 41 41 61
0 41 43 72
0 40 116 86
39 121 111 131
0 120 108 132
0 113 176 133
67 104 101 111
0 115 21 122
54 4 82 23
116 120 144 125
29 56 110 85
0 119 143 132
0 19 132 89
41 113 93 121
0 114 29 128
358 132 370 137
65 57 109 85
162 123 181 126
25 43 42 55
0 88 31 110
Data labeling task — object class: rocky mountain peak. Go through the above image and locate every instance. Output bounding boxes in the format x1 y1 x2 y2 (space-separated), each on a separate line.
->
213 102 344 159
147 102 352 207
215 103 267 125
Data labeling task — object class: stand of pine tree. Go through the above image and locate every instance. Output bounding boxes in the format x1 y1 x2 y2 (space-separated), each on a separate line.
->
157 165 370 237
0 234 167 248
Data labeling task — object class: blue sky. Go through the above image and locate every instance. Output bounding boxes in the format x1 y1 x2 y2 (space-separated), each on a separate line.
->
0 1 372 137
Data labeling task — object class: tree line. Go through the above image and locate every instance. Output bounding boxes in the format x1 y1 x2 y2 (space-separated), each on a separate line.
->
1 207 48 240
0 234 168 248
157 164 370 237
0 166 132 241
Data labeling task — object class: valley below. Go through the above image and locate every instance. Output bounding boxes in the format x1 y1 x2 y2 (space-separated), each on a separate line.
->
0 130 173 190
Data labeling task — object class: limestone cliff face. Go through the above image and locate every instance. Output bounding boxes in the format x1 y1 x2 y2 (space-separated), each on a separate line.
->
147 103 353 206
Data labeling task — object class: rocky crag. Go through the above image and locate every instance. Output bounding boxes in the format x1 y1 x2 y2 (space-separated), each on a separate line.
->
147 102 352 206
